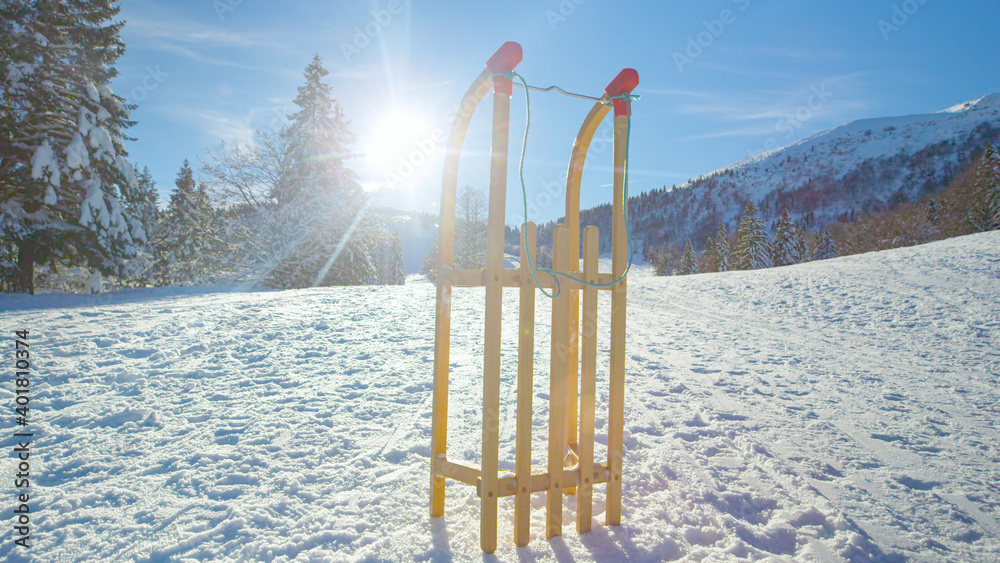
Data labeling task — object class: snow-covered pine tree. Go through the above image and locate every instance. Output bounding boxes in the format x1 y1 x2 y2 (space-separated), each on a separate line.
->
0 0 142 294
772 208 803 267
968 143 1000 232
813 228 837 261
266 54 384 288
701 234 716 273
713 221 730 272
160 161 195 284
122 165 159 286
733 202 772 270
679 240 698 275
388 231 406 285
194 179 226 279
420 241 438 283
793 221 809 263
160 161 217 285
130 166 159 238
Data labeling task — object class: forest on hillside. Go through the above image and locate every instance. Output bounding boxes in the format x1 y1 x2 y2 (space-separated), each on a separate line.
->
644 143 1000 276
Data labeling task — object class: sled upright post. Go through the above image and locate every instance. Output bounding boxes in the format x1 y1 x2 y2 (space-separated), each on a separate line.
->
429 41 638 553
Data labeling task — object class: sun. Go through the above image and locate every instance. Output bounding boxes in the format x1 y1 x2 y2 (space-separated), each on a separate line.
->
363 109 434 176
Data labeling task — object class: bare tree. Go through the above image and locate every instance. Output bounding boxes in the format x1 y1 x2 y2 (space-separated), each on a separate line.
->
420 185 488 282
455 185 487 268
201 128 292 209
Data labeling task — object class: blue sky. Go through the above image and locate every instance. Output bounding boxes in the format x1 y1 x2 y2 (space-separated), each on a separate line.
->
113 0 1000 223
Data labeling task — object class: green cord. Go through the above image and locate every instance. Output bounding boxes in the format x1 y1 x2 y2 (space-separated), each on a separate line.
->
503 71 636 299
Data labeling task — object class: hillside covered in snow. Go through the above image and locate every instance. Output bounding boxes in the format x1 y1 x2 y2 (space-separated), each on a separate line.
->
604 93 1000 253
0 232 998 561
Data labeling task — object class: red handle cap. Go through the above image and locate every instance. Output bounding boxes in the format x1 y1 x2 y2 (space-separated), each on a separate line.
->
605 68 639 117
486 41 523 96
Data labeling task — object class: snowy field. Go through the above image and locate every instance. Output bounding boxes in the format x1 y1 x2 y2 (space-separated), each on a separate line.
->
1 232 998 562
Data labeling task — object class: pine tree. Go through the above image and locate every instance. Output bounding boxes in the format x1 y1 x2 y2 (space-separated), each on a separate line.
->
387 231 406 285
793 222 809 263
713 221 730 272
129 167 159 239
160 161 217 285
734 202 772 270
813 228 837 261
264 54 385 288
420 241 438 283
0 0 141 293
968 143 1000 232
124 166 160 286
772 208 803 267
679 240 698 275
702 234 717 273
194 180 225 279
160 161 196 284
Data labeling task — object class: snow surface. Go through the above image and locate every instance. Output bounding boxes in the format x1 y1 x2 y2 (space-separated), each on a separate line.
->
1 232 998 561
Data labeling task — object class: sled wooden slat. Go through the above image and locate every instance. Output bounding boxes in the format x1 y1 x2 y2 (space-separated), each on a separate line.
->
435 456 481 487
479 71 515 554
491 463 611 498
515 221 536 547
547 223 570 539
606 113 630 527
440 268 623 289
578 225 600 533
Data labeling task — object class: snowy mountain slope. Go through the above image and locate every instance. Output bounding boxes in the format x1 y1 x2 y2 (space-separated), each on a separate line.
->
730 93 1000 198
0 232 998 561
621 93 1000 251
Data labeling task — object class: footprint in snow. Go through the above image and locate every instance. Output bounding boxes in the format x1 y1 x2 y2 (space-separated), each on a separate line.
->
872 433 907 444
684 413 708 427
897 475 941 490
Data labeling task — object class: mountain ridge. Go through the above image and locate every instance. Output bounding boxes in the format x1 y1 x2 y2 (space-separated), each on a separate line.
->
611 91 1000 255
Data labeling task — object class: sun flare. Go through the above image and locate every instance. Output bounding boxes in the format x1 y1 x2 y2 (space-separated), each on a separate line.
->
363 109 433 175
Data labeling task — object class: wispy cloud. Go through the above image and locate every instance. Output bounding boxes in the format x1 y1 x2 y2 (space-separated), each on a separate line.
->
120 0 289 68
682 125 782 141
125 18 278 49
715 45 849 62
640 87 716 99
148 43 260 70
672 73 873 123
159 104 255 145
